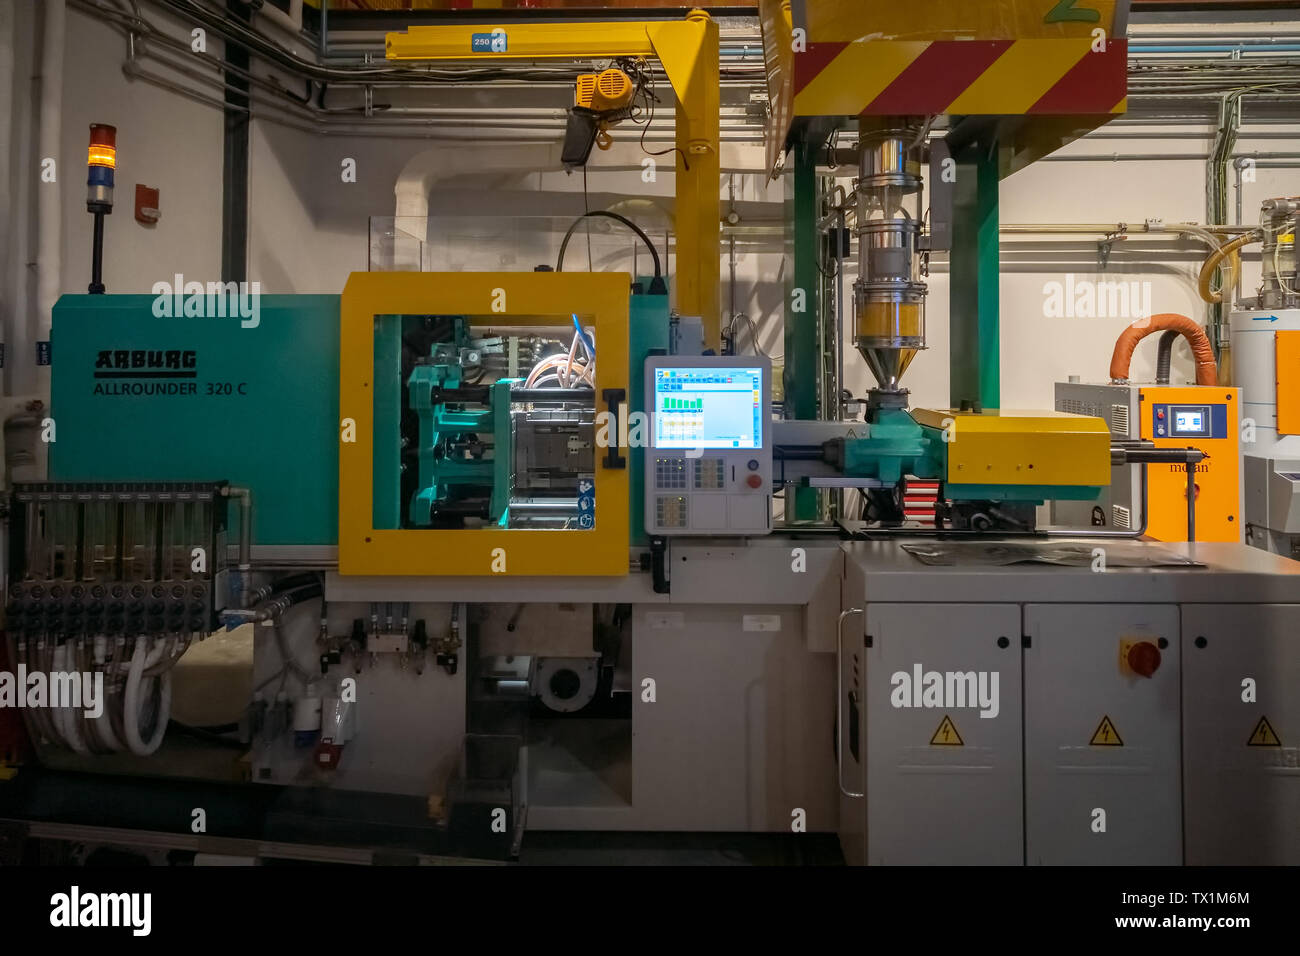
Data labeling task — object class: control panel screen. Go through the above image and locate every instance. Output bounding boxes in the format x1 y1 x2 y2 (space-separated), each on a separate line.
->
652 367 763 449
1170 405 1210 436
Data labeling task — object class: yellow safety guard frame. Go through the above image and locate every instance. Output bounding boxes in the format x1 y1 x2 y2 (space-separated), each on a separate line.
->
339 271 631 576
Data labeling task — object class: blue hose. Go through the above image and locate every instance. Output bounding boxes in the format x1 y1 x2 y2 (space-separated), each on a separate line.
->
572 313 596 357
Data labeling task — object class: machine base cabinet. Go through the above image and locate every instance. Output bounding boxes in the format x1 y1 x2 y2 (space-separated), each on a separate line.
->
853 603 1024 865
1183 604 1300 865
838 578 1300 864
1024 604 1181 865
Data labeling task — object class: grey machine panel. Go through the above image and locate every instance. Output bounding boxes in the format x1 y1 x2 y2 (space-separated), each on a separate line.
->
528 604 836 831
863 603 1022 865
841 539 1300 604
1182 603 1300 864
1244 455 1300 556
838 553 869 866
631 605 836 831
1054 382 1141 531
1024 604 1181 864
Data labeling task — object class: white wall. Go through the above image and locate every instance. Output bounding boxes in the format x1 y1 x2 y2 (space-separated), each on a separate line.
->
2 4 222 398
58 6 223 295
826 138 1297 413
249 121 416 291
41 8 1300 418
242 118 1298 414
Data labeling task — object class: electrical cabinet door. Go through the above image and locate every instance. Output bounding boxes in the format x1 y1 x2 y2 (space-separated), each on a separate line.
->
865 603 1022 865
837 556 868 867
1183 603 1300 864
1024 604 1181 865
629 605 837 832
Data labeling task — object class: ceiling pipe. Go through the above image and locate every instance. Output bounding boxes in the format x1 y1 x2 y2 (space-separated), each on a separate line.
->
0 0 13 399
32 0 65 408
1002 222 1254 234
102 0 1300 99
1205 93 1244 358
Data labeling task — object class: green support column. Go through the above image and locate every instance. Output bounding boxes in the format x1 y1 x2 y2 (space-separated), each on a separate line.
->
949 141 1001 411
784 137 821 520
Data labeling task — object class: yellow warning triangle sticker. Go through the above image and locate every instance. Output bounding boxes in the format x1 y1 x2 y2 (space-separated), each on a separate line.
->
1090 715 1124 746
1248 716 1282 747
930 715 964 746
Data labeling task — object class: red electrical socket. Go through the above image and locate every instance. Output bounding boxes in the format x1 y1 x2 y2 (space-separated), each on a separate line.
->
314 739 343 770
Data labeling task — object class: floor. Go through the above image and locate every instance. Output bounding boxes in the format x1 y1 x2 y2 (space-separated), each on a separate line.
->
518 831 844 866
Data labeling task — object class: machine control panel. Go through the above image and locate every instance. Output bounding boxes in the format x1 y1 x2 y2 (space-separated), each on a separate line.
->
1141 386 1241 542
1151 402 1226 440
644 356 772 536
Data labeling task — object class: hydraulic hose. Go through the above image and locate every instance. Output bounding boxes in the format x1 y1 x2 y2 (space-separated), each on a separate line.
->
265 583 322 617
73 640 111 755
232 583 323 625
93 681 125 753
53 643 90 755
83 634 122 751
47 643 69 751
10 635 55 749
143 634 190 678
1110 312 1217 386
241 572 321 608
120 642 148 754
555 210 664 288
105 658 130 753
37 639 64 748
1197 231 1258 305
123 635 173 757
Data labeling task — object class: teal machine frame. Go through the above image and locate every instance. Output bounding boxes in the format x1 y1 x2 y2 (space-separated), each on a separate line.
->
49 289 669 550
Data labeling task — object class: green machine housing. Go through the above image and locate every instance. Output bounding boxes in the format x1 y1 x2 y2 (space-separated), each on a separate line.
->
48 289 669 552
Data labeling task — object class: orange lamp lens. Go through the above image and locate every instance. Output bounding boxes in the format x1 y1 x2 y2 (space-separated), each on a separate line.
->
88 124 117 167
88 145 116 168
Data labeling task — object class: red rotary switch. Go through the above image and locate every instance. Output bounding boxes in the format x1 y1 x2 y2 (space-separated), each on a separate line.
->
1127 641 1161 678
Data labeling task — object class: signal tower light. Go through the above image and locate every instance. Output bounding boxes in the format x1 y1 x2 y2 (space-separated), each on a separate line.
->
87 123 116 294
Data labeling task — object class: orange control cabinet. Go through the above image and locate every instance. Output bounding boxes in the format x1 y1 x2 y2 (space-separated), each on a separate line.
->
1138 385 1241 542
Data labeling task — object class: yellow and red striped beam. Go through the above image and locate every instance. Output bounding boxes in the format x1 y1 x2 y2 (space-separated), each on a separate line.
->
758 0 1131 172
792 37 1127 117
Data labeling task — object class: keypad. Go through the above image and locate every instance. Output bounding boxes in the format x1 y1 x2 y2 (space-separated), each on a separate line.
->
693 458 725 490
655 457 687 490
655 495 688 528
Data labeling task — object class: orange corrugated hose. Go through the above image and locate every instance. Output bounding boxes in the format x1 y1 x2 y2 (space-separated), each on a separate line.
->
1109 313 1218 386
